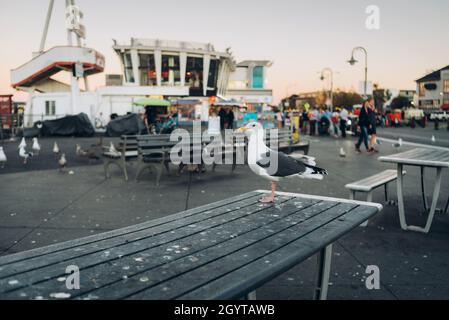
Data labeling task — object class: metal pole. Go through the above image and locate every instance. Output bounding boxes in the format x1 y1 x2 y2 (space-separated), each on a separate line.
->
39 0 55 52
66 0 73 46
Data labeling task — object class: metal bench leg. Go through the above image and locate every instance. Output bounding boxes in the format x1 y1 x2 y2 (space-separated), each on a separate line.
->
349 190 356 200
122 160 129 181
359 192 372 227
421 166 429 213
384 183 388 202
444 197 449 215
246 291 257 300
407 167 443 233
314 244 332 300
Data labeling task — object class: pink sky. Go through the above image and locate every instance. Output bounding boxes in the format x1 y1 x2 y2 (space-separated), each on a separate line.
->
1 0 448 103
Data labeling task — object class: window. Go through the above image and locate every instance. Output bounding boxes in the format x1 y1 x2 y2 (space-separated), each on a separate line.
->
161 55 180 86
124 53 135 83
45 101 56 116
252 66 264 89
419 83 426 97
186 57 203 89
139 54 156 86
444 80 449 93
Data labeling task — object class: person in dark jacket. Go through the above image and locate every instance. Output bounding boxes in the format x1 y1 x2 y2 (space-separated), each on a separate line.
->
355 100 371 153
367 98 378 153
226 108 235 129
218 108 226 130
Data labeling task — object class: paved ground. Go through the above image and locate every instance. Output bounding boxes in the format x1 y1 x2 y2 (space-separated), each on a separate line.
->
0 130 448 300
377 125 449 148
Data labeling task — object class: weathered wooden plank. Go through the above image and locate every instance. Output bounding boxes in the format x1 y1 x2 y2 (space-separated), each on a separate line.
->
179 205 378 300
1 198 319 299
125 202 358 300
0 192 260 266
0 196 294 294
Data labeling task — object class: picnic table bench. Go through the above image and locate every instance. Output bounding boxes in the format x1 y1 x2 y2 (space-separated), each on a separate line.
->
266 128 310 155
0 191 382 300
379 148 449 233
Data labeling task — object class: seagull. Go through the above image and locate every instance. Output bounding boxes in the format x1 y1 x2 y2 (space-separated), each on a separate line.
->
237 122 328 203
431 135 436 143
53 142 60 156
109 142 121 156
32 137 41 155
19 146 33 164
18 137 26 150
339 147 346 158
76 144 100 161
0 146 7 168
393 138 403 148
59 153 67 172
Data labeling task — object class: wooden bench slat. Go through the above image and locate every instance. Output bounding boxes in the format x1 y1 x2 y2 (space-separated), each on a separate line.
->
127 202 356 300
179 205 377 300
0 194 268 281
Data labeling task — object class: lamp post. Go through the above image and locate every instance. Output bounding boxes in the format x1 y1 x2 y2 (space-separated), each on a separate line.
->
320 68 334 110
348 47 368 97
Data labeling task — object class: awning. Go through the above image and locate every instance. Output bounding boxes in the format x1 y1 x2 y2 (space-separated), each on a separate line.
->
134 98 171 107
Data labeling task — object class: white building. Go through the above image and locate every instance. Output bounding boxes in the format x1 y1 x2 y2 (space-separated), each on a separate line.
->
416 65 449 111
227 60 273 109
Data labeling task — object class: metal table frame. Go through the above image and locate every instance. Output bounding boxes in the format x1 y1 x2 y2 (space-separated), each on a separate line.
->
379 148 449 233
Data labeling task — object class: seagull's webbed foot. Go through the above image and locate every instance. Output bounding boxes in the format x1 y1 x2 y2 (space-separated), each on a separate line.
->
259 195 275 203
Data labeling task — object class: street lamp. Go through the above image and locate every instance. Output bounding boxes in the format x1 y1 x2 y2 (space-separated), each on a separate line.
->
320 67 334 110
348 46 368 98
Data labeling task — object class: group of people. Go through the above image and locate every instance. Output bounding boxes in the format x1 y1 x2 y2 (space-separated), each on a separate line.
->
297 106 350 138
144 106 177 134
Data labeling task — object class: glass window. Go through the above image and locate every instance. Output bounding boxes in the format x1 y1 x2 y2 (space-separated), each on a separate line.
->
444 80 449 93
252 66 264 89
161 55 180 86
186 57 203 89
419 83 426 97
45 101 56 116
139 54 156 86
207 59 219 90
124 53 135 83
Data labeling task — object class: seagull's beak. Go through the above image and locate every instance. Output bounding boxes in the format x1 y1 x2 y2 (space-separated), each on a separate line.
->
236 127 247 133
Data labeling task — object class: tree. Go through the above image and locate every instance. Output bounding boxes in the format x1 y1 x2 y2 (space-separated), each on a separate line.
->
333 91 363 109
373 83 392 111
390 96 411 109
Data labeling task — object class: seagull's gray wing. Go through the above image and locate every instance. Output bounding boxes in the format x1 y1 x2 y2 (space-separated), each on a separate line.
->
257 150 307 177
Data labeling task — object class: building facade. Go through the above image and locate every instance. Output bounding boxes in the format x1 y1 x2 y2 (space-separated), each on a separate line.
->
416 65 449 110
226 60 273 109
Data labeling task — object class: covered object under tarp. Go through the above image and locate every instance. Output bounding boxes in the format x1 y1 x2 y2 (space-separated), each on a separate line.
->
40 113 95 137
106 113 146 137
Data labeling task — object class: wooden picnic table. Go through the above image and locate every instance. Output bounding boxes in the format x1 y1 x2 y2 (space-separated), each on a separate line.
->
379 148 449 233
0 191 382 300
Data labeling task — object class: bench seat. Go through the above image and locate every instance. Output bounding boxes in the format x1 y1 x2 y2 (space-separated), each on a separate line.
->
345 170 405 192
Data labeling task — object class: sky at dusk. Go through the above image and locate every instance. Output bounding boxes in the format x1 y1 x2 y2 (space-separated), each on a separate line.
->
1 0 448 103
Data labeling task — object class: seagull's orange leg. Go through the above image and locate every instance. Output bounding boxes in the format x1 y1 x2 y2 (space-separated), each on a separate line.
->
260 181 277 203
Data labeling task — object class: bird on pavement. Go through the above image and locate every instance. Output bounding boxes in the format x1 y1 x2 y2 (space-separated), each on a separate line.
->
108 142 121 156
393 138 403 148
19 146 33 164
339 147 346 158
32 137 41 155
237 122 328 203
0 146 7 168
76 144 100 161
58 153 67 172
18 137 26 150
431 135 436 143
53 142 60 157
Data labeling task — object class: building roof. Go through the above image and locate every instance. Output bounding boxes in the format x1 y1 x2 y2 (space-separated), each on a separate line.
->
416 65 449 82
237 60 273 67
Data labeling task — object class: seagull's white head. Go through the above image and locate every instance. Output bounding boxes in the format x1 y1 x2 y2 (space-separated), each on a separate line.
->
236 122 263 137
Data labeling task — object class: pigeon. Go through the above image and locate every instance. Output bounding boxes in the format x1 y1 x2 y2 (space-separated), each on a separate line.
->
339 147 346 158
19 146 33 164
76 144 100 160
58 153 67 171
53 142 60 156
0 146 7 168
237 122 327 203
32 137 41 155
18 137 26 149
431 135 436 143
393 138 403 148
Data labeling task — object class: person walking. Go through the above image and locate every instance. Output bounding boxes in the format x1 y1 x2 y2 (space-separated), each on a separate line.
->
301 108 309 134
355 99 371 153
339 107 348 138
226 108 235 130
309 107 318 136
331 109 340 137
367 98 378 153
